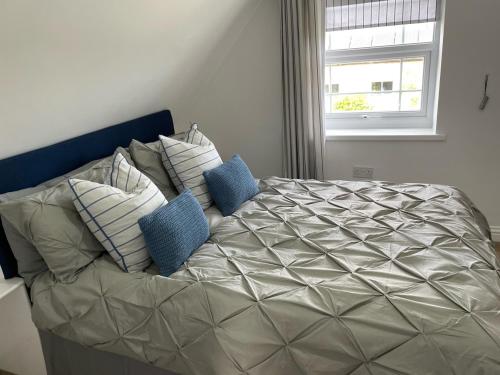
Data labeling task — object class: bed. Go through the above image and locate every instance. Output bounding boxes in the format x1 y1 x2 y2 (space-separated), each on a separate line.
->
0 110 499 375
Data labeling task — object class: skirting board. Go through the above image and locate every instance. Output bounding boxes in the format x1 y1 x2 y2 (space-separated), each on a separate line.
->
490 226 500 242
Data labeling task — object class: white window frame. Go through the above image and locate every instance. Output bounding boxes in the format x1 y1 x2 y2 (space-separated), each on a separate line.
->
325 22 441 132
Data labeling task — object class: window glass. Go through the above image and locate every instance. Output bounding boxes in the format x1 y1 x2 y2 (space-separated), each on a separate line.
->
324 17 440 130
325 57 425 113
326 22 435 51
401 92 422 111
402 59 424 90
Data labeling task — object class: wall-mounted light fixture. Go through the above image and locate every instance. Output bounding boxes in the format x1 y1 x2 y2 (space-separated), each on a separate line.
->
479 74 490 111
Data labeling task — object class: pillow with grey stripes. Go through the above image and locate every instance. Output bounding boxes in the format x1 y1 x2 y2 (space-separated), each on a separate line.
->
159 124 222 209
69 152 167 272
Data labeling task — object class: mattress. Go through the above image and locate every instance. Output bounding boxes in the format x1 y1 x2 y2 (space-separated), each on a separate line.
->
30 177 500 375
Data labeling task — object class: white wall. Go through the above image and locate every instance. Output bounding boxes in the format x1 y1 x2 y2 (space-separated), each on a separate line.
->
175 0 283 177
326 0 500 228
0 0 283 177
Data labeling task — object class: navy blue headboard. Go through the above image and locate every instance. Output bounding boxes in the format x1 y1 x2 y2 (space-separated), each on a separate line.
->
0 110 175 278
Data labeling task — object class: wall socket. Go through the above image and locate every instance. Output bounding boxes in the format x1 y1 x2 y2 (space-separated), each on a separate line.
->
353 166 374 180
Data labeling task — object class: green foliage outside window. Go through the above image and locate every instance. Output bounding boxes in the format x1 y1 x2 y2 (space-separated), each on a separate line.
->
335 95 372 111
409 95 420 109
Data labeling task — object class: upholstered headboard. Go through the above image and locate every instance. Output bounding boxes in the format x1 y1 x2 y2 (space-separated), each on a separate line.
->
0 110 175 278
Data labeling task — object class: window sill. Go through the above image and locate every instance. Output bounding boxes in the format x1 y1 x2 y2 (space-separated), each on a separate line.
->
326 129 446 142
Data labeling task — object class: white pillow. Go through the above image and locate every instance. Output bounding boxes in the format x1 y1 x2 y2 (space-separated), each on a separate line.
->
69 153 167 272
159 124 222 209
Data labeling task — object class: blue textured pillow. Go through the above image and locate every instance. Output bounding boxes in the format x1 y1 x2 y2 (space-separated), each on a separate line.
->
203 155 259 217
138 189 209 277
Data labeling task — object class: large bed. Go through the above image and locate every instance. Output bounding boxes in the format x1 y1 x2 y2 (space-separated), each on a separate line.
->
0 111 499 375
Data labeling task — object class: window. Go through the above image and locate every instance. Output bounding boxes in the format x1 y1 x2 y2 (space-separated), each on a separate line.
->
325 83 340 94
324 0 442 133
383 82 393 91
371 81 393 92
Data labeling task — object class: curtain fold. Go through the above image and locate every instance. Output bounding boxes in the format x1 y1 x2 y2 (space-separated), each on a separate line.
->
281 0 326 180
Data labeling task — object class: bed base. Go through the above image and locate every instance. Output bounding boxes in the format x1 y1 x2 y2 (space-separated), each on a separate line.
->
39 330 177 375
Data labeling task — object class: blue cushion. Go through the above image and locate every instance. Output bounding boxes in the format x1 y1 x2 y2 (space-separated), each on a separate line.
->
203 155 259 217
138 189 209 277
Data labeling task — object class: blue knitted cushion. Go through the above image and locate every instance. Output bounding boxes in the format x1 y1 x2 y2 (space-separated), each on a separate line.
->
138 189 209 277
203 155 259 217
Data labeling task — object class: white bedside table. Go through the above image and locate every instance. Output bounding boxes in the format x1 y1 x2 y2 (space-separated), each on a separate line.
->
0 276 46 375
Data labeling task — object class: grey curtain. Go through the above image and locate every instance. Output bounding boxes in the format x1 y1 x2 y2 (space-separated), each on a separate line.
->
281 0 326 180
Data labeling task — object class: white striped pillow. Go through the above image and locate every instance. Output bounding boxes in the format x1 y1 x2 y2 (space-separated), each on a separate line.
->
69 153 167 272
159 124 222 209
183 123 212 146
